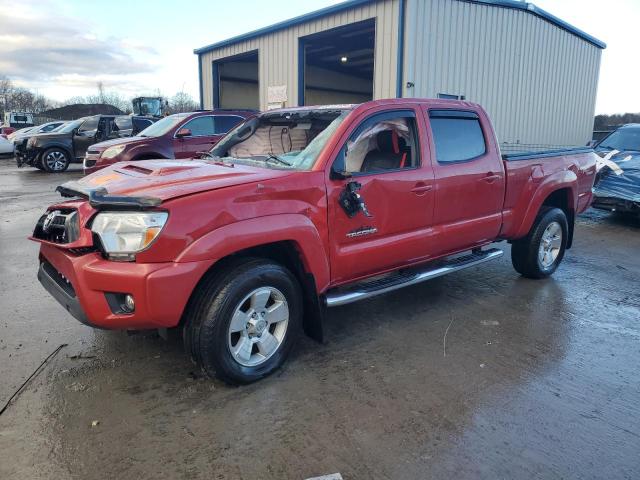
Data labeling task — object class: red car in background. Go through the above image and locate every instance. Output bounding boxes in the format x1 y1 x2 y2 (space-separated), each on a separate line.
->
1 126 17 138
83 110 255 174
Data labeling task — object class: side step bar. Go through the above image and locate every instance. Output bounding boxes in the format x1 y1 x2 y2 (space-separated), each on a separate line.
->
325 248 503 307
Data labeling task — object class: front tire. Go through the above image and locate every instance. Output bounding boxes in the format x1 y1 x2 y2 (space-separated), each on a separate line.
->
511 207 568 279
42 148 70 172
184 258 302 385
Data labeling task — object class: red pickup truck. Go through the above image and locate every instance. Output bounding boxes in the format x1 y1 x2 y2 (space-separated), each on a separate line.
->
32 99 597 384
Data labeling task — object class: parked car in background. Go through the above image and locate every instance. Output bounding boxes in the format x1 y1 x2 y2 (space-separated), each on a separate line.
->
33 99 598 384
592 123 640 215
83 110 254 174
9 121 65 145
0 135 14 156
16 115 156 172
6 126 33 139
0 126 17 138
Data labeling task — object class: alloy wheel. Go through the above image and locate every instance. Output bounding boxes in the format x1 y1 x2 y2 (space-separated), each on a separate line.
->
227 286 290 367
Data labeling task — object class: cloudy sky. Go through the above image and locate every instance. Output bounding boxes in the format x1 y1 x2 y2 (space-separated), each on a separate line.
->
0 0 637 114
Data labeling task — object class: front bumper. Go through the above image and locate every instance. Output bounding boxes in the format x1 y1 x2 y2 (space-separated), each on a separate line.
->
16 145 40 166
38 243 211 330
83 152 105 174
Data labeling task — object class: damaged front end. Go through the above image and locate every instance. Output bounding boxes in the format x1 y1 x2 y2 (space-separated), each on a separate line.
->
592 149 640 214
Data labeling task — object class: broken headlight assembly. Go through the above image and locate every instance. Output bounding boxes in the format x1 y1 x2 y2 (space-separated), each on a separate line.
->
91 211 168 261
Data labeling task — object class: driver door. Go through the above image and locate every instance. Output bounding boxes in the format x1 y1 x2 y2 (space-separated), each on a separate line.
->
174 115 220 158
326 107 436 284
73 117 102 159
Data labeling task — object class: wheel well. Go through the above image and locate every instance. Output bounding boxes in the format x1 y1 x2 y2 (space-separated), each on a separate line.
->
541 188 575 248
183 241 325 342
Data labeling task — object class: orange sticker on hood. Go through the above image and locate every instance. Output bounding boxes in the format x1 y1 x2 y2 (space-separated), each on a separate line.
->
88 173 120 185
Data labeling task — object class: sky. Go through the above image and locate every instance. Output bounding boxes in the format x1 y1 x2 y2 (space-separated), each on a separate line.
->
0 0 637 114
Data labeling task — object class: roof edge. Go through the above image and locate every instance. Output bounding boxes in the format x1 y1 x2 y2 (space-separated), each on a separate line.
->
194 0 605 55
467 0 606 49
193 0 374 54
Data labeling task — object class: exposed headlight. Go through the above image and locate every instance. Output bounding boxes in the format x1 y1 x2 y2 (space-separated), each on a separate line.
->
101 145 126 159
91 211 168 261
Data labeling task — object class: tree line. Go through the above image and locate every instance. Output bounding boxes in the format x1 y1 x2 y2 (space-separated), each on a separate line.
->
0 76 199 121
594 113 640 131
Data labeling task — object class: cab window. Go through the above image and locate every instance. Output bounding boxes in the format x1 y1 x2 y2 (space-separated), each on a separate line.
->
429 110 486 163
78 117 99 133
181 116 215 136
341 111 419 174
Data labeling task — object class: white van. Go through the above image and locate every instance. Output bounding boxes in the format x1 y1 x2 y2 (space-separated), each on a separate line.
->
3 112 34 128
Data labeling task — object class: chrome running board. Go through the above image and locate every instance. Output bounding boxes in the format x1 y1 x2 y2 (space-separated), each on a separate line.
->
325 248 503 307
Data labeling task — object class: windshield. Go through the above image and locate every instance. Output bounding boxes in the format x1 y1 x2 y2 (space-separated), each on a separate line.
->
138 114 189 137
598 127 640 152
50 122 68 132
133 98 162 117
56 118 85 133
209 109 349 170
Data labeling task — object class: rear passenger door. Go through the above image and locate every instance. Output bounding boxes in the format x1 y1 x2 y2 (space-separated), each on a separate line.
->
424 108 505 255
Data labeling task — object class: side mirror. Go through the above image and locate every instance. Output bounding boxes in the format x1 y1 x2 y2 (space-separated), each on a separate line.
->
330 167 352 180
175 128 192 138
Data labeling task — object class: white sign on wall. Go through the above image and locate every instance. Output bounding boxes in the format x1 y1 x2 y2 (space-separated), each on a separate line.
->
267 85 288 104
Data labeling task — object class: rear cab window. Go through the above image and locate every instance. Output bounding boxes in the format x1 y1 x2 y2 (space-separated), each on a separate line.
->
428 110 486 163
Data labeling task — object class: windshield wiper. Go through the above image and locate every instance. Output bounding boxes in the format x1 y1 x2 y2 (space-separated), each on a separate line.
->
196 151 216 159
265 154 292 167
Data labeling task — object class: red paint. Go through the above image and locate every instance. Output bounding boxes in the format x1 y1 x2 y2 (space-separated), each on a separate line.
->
33 99 598 330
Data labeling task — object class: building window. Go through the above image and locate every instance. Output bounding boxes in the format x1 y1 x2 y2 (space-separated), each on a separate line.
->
437 93 465 100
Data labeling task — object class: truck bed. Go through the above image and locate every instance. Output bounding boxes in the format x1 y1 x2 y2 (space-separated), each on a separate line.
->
499 147 598 238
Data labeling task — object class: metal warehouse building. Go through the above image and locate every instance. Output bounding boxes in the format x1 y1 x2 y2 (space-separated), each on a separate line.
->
195 0 605 147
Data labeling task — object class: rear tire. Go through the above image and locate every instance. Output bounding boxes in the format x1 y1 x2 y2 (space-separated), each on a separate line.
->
511 207 568 279
183 258 302 385
42 148 70 172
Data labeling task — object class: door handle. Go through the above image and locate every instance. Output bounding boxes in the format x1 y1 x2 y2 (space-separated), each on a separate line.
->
481 173 501 183
411 182 433 195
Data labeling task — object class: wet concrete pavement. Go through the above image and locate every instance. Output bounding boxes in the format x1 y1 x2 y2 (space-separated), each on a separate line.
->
0 159 639 479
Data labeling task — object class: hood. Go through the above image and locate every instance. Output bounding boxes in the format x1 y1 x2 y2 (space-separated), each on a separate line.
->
31 132 71 142
14 130 56 142
89 136 146 152
62 159 294 202
594 150 640 202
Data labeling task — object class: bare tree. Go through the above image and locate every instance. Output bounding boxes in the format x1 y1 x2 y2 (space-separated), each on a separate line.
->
169 91 199 114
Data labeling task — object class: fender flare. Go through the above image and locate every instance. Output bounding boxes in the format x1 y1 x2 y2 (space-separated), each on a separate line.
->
513 170 578 239
176 214 330 291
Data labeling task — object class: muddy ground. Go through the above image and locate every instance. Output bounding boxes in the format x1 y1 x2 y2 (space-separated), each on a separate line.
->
0 159 638 479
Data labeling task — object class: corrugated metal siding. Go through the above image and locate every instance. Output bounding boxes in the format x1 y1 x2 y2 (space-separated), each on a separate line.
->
200 0 400 110
403 0 602 146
